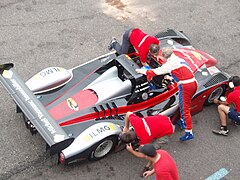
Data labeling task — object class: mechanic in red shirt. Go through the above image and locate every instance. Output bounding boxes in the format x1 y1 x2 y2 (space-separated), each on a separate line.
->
212 76 240 136
136 47 197 141
108 28 160 66
132 144 179 180
120 111 174 150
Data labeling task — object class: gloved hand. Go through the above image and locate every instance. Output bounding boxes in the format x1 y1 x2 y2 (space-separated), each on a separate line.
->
136 69 147 75
164 74 173 80
141 66 151 70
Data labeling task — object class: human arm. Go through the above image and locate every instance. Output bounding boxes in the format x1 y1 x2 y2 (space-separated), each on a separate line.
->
145 161 153 169
126 143 145 158
138 49 150 67
139 39 159 67
142 168 155 178
136 60 172 81
151 60 172 75
135 68 159 81
123 111 133 133
141 62 149 67
213 98 229 106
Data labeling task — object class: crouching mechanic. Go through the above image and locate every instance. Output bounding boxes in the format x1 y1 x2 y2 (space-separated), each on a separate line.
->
138 144 179 180
212 76 240 136
120 111 174 150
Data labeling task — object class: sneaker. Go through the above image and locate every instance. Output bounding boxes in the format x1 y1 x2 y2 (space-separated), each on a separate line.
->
233 121 240 127
212 129 229 136
179 132 194 141
108 37 118 51
235 122 240 127
177 119 186 129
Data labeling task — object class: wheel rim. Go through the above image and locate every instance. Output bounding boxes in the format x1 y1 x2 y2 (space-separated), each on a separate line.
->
94 140 113 158
207 86 223 103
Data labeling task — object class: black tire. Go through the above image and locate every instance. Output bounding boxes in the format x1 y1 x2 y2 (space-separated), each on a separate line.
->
204 85 226 106
89 136 118 161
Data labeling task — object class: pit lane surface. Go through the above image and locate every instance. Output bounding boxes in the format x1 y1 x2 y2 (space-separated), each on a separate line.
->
0 0 240 179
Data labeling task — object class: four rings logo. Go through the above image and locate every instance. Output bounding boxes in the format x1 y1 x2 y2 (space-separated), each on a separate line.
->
67 98 79 111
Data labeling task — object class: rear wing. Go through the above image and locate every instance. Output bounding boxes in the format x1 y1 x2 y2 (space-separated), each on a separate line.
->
0 63 74 155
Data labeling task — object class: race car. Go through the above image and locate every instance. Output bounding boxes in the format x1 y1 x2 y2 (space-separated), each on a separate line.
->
0 29 230 164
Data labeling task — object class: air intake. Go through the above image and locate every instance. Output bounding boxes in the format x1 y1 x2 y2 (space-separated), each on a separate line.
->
204 74 228 88
155 29 178 38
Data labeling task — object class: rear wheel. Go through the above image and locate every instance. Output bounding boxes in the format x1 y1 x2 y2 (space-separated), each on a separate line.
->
89 136 117 161
204 85 226 106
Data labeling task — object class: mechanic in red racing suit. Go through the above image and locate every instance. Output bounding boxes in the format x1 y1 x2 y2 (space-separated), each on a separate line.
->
136 47 197 141
108 28 160 66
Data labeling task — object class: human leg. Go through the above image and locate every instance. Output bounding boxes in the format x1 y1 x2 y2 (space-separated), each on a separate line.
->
179 82 197 141
109 28 133 54
177 118 186 129
108 37 118 51
212 105 230 136
227 107 240 125
151 136 169 149
217 104 229 126
119 28 133 54
179 89 194 141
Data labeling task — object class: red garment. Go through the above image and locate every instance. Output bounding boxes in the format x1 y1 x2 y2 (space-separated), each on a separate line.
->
129 28 160 63
148 54 195 82
146 54 197 130
129 114 174 145
179 81 197 130
154 150 179 180
226 86 240 112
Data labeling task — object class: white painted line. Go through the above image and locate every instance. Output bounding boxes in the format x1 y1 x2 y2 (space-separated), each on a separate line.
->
205 168 229 180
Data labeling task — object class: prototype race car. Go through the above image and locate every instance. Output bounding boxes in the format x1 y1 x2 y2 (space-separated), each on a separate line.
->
0 29 230 164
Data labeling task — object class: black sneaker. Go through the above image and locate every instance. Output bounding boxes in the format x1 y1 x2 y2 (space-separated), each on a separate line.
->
108 37 117 51
212 129 229 136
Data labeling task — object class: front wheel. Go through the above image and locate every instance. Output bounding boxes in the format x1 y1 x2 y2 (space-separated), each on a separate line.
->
89 136 117 161
204 85 226 106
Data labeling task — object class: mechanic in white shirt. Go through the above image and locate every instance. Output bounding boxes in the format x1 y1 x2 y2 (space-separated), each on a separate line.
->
136 47 197 141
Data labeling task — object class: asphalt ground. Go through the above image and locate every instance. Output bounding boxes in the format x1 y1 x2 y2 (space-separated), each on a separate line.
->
0 0 240 179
